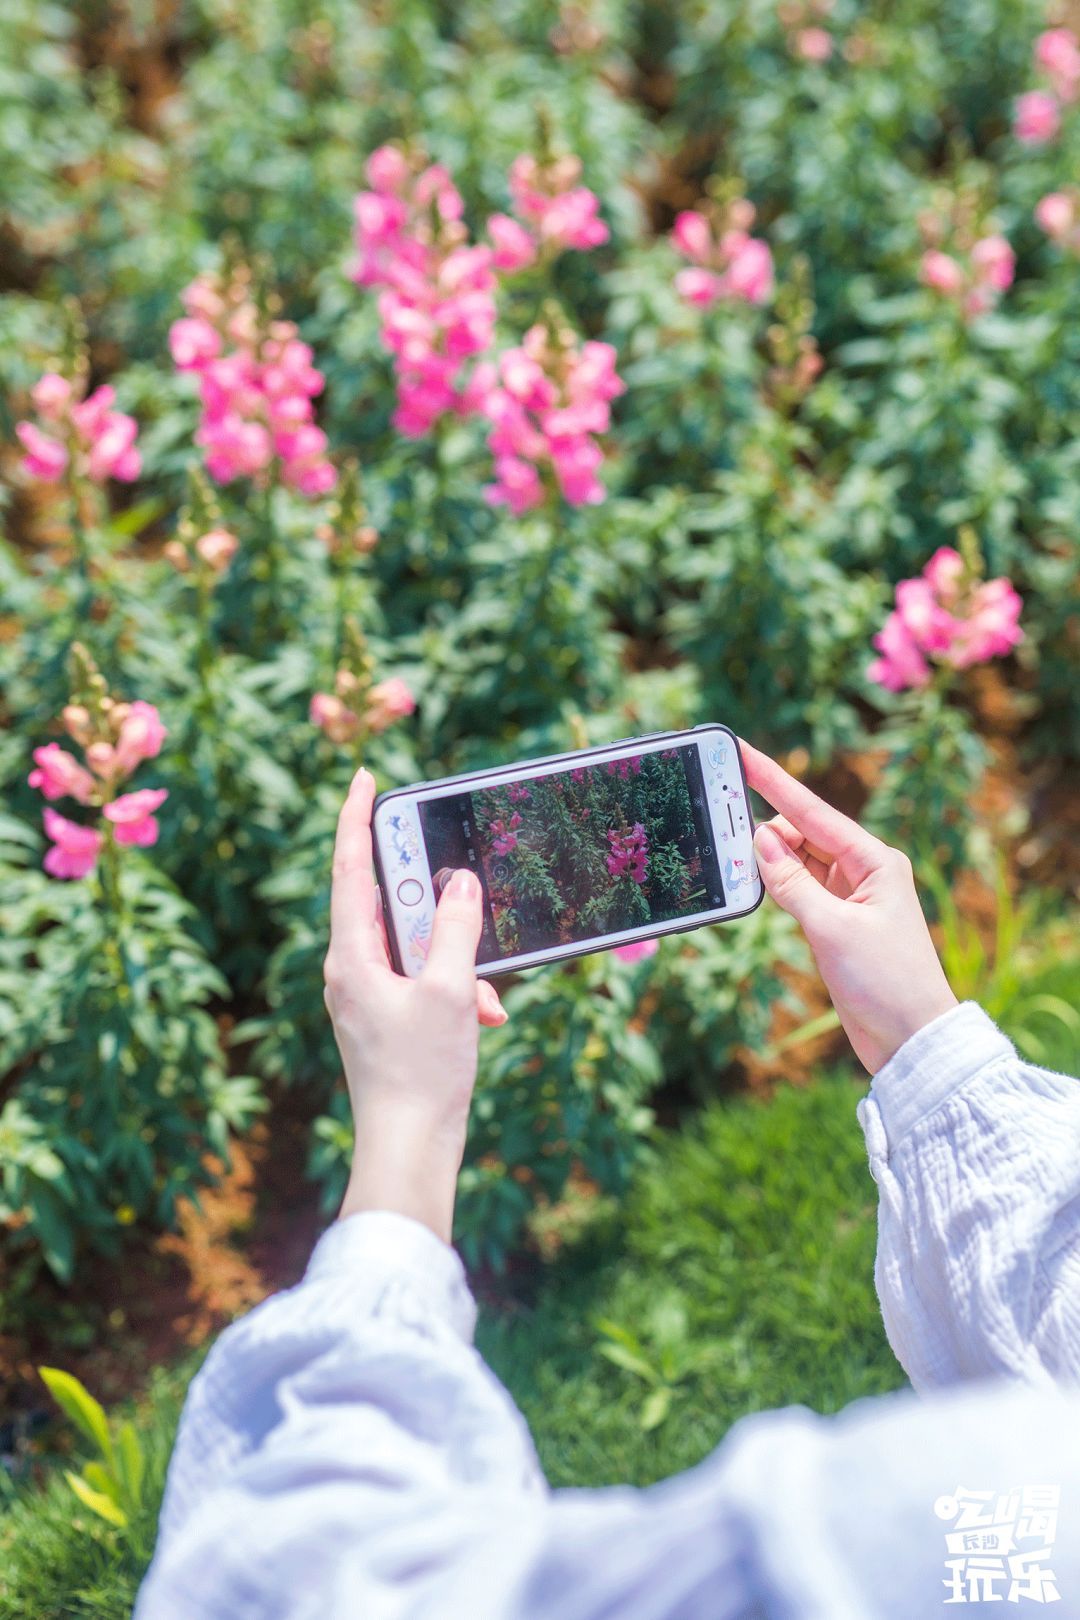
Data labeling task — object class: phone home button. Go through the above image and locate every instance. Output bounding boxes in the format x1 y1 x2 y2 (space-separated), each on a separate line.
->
397 879 424 906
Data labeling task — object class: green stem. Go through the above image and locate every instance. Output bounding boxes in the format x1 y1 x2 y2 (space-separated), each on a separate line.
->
97 825 131 997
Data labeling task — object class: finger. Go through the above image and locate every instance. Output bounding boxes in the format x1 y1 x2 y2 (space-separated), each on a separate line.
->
373 885 392 965
422 868 483 997
753 822 844 933
328 768 386 967
477 978 508 1027
740 740 882 873
762 816 832 888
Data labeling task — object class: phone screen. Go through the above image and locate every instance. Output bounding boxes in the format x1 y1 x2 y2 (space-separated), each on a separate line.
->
417 742 727 962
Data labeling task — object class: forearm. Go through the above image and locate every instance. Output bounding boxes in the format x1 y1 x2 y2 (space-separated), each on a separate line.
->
859 1001 1080 1389
136 1211 542 1618
339 1099 466 1241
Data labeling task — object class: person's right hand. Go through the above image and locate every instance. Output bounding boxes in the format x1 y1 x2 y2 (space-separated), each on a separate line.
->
740 740 958 1075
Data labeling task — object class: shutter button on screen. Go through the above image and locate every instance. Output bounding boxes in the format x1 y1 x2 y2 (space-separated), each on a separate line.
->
397 879 424 906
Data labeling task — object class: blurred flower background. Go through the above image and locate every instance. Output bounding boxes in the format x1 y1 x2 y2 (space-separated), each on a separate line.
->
0 1 1077 1606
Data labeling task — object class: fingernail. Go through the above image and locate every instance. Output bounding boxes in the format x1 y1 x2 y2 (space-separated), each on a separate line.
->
446 868 479 900
353 766 371 790
753 825 788 863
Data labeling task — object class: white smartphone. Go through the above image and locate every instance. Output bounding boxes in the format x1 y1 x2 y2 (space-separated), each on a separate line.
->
372 724 763 978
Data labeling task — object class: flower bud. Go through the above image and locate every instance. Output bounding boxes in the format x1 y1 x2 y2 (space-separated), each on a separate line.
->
194 528 239 572
61 704 93 745
164 540 190 572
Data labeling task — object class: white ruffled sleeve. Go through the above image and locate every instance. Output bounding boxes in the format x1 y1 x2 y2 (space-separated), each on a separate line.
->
857 1000 1080 1391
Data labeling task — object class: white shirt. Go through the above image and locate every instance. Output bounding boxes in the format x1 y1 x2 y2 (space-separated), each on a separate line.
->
135 1003 1080 1617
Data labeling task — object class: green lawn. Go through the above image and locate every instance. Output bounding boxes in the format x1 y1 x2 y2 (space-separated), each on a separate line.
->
0 1068 902 1616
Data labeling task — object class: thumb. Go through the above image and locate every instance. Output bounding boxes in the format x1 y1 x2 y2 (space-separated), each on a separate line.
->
753 823 838 934
422 868 483 994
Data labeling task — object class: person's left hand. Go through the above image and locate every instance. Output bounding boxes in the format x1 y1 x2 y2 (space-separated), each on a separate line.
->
324 767 507 1242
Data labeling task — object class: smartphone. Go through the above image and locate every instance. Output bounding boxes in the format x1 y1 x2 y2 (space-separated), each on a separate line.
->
372 724 763 978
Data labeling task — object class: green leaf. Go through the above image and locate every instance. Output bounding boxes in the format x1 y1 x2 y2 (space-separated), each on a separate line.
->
640 1386 672 1431
117 1419 145 1506
64 1470 128 1528
596 1341 658 1383
39 1367 113 1464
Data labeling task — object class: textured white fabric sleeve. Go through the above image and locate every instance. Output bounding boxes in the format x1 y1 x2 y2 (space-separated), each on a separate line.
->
857 1000 1080 1391
134 1203 1080 1618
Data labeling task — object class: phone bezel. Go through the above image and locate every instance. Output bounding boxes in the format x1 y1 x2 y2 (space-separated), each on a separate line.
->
373 724 763 978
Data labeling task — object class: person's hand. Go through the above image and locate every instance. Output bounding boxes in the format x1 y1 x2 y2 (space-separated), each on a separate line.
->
324 767 507 1241
741 740 958 1075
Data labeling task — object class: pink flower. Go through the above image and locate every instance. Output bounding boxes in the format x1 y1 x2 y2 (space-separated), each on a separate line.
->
15 422 68 483
671 210 774 309
867 612 932 692
87 411 141 483
672 211 712 261
16 377 140 488
365 677 416 734
114 702 167 776
481 326 624 513
1036 192 1076 240
174 275 336 496
1014 89 1060 144
310 692 359 743
30 373 73 420
949 578 1024 667
488 213 537 271
42 808 103 880
726 237 775 304
613 938 659 963
1035 28 1080 101
507 155 609 253
970 235 1015 292
28 743 96 804
606 823 649 883
869 550 1023 691
103 787 168 847
194 528 239 571
351 150 497 437
169 317 222 371
794 27 833 61
920 251 966 295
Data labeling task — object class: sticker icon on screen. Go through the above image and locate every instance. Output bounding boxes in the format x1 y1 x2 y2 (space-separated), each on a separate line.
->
707 741 730 770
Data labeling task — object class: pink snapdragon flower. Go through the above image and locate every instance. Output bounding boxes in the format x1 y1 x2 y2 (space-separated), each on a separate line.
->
29 687 169 879
1035 190 1080 254
919 234 1014 321
868 546 1023 692
671 206 774 308
1014 88 1061 144
476 322 624 513
170 274 336 496
506 154 609 254
366 677 417 734
607 823 649 883
42 808 103 880
613 938 659 963
351 148 498 437
103 787 169 847
16 375 141 487
489 817 519 856
28 743 96 804
488 213 538 272
310 673 416 744
794 26 833 60
1035 27 1080 101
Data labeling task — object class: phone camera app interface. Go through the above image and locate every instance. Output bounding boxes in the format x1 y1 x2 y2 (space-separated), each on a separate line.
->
418 744 726 962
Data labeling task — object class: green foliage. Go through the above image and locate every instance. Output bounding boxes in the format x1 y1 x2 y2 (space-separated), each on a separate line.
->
480 1069 906 1485
2 0 1076 1284
0 1360 193 1620
37 1367 147 1531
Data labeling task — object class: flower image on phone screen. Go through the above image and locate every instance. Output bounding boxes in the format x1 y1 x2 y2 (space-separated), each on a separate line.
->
418 743 726 962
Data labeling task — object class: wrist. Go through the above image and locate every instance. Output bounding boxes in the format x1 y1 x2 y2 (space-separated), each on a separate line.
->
339 1100 466 1242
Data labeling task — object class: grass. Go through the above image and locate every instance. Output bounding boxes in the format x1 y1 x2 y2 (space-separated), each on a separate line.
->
0 1070 908 1610
478 1071 904 1485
